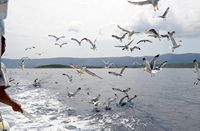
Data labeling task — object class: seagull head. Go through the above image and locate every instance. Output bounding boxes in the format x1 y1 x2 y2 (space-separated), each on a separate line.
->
142 58 146 61
155 54 160 58
193 59 197 63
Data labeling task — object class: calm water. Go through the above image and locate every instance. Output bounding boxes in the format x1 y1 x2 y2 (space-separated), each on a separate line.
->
0 68 200 131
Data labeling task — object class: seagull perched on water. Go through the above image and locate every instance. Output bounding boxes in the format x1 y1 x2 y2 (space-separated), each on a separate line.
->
137 39 152 44
108 66 127 77
112 33 128 42
128 0 160 11
158 7 170 19
115 39 134 51
81 37 97 50
143 54 167 76
117 25 139 39
62 73 73 82
167 31 181 52
71 38 84 46
69 64 103 79
48 35 65 41
112 87 131 97
193 59 200 85
67 87 81 98
54 43 69 48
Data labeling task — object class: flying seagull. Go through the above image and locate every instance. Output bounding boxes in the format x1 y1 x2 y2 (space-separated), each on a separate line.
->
158 7 170 19
137 39 152 44
69 64 103 79
71 38 83 46
128 0 160 11
108 66 127 76
62 73 73 82
81 37 97 50
102 60 114 68
48 35 65 41
54 43 69 47
130 46 141 52
25 46 36 51
117 25 139 39
145 29 161 39
112 33 128 42
143 54 167 76
115 39 134 51
67 87 81 98
193 59 200 85
167 31 181 52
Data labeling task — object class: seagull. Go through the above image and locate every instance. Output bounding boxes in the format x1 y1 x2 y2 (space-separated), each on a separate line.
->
21 59 25 70
168 31 181 52
193 59 200 85
145 29 160 39
158 7 170 19
161 34 170 40
67 87 81 98
25 46 36 51
128 0 160 11
117 25 139 39
33 78 41 87
108 66 127 76
62 73 73 82
154 61 168 71
112 87 131 97
130 46 141 52
71 38 83 46
115 39 134 51
136 39 152 44
112 33 128 42
69 64 103 79
118 94 137 107
48 35 65 41
81 38 97 50
102 60 114 68
54 42 69 47
89 94 101 106
104 97 117 111
143 54 160 75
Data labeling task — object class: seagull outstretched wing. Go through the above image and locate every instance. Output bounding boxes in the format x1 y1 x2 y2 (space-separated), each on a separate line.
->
128 0 151 5
150 54 159 70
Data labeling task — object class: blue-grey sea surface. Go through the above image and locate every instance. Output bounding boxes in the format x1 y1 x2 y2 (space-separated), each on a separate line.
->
0 68 200 131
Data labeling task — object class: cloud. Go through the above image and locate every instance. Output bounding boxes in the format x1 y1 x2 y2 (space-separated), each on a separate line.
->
67 21 82 33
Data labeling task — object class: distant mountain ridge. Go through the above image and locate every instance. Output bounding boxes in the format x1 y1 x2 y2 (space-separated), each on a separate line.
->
2 53 200 68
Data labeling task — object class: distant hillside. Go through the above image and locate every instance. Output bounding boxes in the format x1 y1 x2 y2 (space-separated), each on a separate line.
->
2 53 200 68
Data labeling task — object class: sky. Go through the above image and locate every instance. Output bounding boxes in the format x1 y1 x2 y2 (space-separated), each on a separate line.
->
3 0 200 59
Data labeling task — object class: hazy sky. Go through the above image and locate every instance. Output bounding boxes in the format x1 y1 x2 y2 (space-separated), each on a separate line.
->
3 0 200 59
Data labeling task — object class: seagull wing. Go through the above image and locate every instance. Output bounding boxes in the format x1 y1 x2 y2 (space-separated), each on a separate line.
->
112 35 120 39
48 35 58 39
85 69 103 79
162 7 170 17
71 38 81 44
150 54 159 70
128 0 152 5
115 45 126 48
112 87 123 92
127 39 134 46
158 61 168 69
120 66 127 75
193 60 199 74
61 43 69 46
117 25 130 33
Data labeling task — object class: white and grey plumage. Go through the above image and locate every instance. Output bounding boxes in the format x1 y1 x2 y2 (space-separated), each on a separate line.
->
48 35 65 41
33 78 41 87
167 31 181 52
154 61 168 71
81 38 97 50
54 42 69 48
146 29 160 39
115 39 134 51
117 25 139 39
89 94 101 106
62 73 73 82
193 59 200 85
69 64 103 79
137 39 152 44
128 0 160 11
143 54 160 75
112 33 128 42
130 46 141 52
158 7 170 19
108 66 127 76
67 87 81 98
